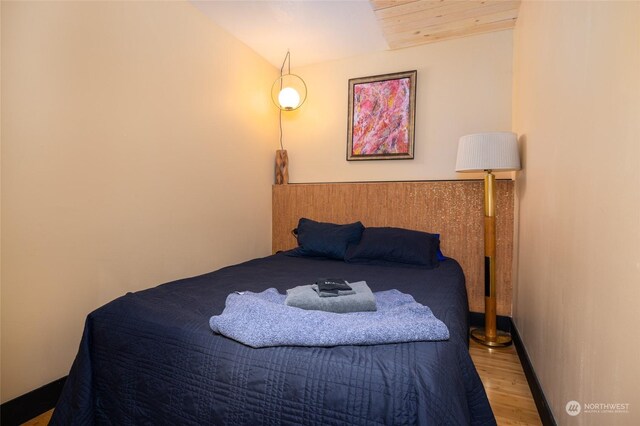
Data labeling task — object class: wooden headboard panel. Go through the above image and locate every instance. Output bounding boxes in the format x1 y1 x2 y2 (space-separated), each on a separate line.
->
272 181 515 316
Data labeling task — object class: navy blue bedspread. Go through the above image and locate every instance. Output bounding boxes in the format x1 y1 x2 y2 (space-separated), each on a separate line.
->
51 253 495 425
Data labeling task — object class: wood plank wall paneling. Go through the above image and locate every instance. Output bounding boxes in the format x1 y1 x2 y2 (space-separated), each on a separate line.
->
272 181 515 316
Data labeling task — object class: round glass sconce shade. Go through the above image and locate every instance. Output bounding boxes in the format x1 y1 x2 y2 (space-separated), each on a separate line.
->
271 74 307 111
278 87 301 110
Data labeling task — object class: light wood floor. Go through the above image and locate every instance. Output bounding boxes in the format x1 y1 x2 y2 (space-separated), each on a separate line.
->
470 340 542 425
23 341 541 426
21 409 52 426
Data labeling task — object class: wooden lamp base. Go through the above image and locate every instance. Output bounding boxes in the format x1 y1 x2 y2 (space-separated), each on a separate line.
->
477 171 512 348
275 149 289 185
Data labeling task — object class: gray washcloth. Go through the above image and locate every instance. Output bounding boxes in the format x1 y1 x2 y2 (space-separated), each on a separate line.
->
285 281 376 313
311 284 356 297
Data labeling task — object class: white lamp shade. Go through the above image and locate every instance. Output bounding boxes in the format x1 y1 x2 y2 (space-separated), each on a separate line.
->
278 87 301 110
271 73 307 111
455 132 521 172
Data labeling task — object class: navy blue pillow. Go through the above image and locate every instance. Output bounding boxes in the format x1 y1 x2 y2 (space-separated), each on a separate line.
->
345 227 440 268
433 233 447 261
293 218 365 260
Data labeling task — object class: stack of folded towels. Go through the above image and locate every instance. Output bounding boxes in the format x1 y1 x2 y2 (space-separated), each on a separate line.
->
285 278 377 313
210 280 451 347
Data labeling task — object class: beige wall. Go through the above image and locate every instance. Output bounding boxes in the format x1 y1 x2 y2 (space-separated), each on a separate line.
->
513 1 640 424
284 30 514 183
1 1 277 402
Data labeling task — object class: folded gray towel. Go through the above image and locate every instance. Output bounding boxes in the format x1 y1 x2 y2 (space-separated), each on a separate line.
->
311 284 356 297
285 281 376 313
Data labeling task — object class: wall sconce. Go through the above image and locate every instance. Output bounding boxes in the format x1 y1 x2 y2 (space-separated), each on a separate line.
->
456 131 521 347
271 50 307 111
272 50 307 185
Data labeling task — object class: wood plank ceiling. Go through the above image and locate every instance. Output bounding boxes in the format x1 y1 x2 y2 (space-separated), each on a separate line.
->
371 0 521 49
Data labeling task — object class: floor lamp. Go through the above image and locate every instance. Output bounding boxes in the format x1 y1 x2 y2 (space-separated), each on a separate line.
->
455 132 521 347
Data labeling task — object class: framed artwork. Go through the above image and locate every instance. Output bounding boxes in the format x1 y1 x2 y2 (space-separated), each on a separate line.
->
347 70 417 161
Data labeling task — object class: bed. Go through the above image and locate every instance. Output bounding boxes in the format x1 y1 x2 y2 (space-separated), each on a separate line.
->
51 226 496 425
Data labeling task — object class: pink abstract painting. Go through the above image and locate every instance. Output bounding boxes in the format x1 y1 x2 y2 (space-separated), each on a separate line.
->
352 78 411 156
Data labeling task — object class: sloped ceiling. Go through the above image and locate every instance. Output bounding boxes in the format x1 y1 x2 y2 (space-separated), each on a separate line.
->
191 0 520 68
190 0 388 68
